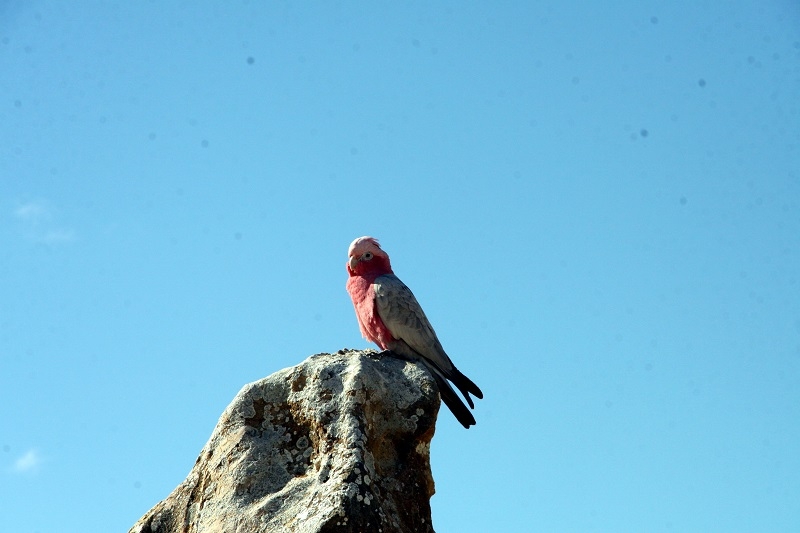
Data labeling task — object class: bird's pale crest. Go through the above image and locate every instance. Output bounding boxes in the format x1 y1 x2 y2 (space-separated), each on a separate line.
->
348 236 385 258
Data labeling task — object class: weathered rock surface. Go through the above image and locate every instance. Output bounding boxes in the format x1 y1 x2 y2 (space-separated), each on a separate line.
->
129 349 439 533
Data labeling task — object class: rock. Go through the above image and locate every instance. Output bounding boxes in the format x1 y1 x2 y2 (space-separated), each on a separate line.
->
129 349 439 533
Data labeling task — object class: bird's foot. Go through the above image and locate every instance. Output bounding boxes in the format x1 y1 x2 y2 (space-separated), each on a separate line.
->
364 349 390 360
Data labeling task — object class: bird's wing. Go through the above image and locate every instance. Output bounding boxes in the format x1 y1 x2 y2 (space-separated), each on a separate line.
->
373 274 454 373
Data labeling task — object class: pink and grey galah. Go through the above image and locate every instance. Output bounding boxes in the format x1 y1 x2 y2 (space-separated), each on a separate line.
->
345 236 483 428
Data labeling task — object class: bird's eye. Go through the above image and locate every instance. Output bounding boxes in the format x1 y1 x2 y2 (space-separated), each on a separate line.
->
363 252 373 260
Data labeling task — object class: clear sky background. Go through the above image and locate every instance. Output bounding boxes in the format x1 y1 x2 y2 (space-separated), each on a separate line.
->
2 2 799 532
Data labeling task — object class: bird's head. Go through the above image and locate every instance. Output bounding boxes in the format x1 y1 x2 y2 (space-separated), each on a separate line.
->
347 236 392 276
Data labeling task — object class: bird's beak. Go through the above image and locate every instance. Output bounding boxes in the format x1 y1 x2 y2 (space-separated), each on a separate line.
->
348 256 359 271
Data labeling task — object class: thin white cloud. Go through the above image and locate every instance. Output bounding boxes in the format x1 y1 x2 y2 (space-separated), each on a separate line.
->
13 201 51 222
13 449 42 473
12 200 76 244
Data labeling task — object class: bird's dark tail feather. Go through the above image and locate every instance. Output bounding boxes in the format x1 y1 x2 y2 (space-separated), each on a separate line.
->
432 372 477 429
449 367 483 409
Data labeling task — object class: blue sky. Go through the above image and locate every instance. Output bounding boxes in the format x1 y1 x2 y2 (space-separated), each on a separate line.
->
2 2 799 531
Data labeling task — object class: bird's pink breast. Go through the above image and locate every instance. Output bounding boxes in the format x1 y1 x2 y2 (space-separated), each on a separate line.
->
346 274 394 350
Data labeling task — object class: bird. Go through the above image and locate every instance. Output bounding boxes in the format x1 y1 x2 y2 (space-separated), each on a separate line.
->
345 236 483 428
